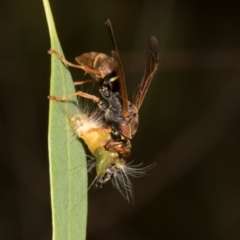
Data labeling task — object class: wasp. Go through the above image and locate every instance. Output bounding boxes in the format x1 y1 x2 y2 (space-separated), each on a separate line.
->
48 19 159 159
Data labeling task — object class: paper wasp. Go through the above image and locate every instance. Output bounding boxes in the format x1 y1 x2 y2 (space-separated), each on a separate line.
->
49 20 158 197
49 19 159 160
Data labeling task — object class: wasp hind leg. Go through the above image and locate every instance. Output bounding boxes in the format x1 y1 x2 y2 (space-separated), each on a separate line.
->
48 49 104 78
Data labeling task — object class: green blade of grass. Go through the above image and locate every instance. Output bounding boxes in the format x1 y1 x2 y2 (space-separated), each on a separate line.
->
42 1 88 239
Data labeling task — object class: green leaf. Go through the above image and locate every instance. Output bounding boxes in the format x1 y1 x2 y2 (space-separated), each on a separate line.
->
42 1 88 239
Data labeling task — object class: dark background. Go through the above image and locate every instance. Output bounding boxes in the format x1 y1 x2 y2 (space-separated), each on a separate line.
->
1 0 240 239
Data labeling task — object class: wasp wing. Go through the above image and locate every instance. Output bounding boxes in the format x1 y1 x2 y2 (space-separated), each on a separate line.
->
133 36 159 110
105 19 130 122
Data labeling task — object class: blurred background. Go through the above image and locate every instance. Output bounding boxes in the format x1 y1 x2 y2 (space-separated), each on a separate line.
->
1 0 240 239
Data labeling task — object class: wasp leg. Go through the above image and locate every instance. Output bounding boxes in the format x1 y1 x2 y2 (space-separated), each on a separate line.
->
48 91 100 103
74 79 98 86
48 49 104 78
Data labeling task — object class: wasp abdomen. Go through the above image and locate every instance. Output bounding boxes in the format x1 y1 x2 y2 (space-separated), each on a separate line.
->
75 52 117 79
